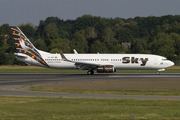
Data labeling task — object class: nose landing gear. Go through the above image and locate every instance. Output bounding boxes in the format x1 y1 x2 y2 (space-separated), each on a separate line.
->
156 71 160 75
156 69 165 75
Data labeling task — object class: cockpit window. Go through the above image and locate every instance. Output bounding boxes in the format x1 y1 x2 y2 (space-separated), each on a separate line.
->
162 59 168 61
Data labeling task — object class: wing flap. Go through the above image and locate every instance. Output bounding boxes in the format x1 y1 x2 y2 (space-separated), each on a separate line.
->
75 61 100 70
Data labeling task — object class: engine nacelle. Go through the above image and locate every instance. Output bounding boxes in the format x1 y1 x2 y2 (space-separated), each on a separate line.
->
96 65 115 73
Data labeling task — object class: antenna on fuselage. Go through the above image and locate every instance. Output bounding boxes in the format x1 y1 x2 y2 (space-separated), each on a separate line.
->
73 49 78 54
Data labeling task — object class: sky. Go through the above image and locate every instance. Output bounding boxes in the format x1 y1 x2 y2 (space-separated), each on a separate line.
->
0 0 180 26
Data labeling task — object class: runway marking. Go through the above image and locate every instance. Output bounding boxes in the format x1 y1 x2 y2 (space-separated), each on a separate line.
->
109 75 180 78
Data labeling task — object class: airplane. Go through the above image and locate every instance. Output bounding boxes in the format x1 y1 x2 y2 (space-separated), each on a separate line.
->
11 26 174 75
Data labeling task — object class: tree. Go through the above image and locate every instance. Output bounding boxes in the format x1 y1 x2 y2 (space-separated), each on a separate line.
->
74 14 95 32
78 27 98 50
84 27 97 39
50 38 70 53
157 46 175 59
150 33 175 59
95 19 107 37
58 29 69 39
50 48 59 53
114 27 133 42
70 32 89 53
33 39 48 51
0 35 4 47
103 27 114 43
0 26 5 47
44 17 60 26
37 20 46 37
90 40 107 53
18 23 36 41
111 44 127 53
44 23 59 46
131 38 148 53
170 33 180 56
102 27 121 53
0 46 9 65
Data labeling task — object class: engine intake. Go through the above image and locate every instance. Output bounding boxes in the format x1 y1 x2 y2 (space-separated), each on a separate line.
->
96 65 115 73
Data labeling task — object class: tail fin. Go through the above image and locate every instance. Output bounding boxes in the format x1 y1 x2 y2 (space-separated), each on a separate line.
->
11 26 36 53
11 26 49 67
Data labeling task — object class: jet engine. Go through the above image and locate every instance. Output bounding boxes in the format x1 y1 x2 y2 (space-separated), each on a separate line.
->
96 65 115 73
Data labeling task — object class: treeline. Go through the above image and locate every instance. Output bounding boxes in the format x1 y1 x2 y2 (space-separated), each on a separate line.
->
1 14 180 65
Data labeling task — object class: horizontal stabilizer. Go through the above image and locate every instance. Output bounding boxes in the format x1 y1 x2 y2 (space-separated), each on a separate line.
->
14 53 27 58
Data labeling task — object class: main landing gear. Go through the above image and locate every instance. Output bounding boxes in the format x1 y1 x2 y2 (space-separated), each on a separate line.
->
87 70 94 75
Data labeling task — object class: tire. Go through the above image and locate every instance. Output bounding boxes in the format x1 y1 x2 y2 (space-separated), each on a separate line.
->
156 71 160 75
87 70 94 75
87 71 91 75
91 70 94 75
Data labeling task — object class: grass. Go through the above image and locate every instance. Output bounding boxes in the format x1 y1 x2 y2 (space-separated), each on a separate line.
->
24 79 180 96
29 88 180 96
0 96 180 120
1 66 180 119
0 65 180 73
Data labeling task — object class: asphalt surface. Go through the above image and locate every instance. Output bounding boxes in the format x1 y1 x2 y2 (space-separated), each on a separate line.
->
0 73 180 100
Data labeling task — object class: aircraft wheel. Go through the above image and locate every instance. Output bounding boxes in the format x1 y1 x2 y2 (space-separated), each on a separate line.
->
156 71 160 75
87 71 91 75
91 70 94 75
87 70 94 75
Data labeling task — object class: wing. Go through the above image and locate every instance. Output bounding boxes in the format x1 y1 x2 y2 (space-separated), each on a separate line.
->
59 51 101 70
74 61 100 70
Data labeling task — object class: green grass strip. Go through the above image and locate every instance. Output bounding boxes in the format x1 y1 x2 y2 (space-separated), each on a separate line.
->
0 96 180 120
29 87 180 96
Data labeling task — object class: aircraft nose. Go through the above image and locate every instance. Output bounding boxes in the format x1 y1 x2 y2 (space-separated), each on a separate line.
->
169 61 174 67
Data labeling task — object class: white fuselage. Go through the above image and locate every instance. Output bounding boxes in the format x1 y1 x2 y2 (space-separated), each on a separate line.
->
16 52 174 70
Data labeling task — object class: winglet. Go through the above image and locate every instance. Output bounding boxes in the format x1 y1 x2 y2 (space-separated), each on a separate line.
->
59 51 72 62
59 51 67 60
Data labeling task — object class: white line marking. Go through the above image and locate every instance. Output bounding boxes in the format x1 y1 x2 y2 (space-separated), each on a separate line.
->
109 76 180 78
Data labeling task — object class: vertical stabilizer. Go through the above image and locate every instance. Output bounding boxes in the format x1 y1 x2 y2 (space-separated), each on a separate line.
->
11 26 49 67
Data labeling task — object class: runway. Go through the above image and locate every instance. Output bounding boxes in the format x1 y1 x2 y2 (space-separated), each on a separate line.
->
0 73 180 100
